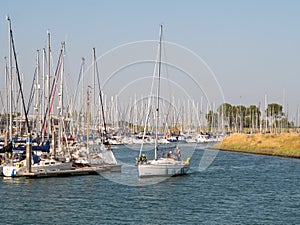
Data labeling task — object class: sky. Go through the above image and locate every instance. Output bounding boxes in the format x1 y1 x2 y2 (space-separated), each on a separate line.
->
1 0 300 121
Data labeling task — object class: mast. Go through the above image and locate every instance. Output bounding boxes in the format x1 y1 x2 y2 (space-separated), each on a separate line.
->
47 31 51 138
155 24 163 160
92 49 96 142
42 48 46 142
93 48 108 143
35 50 40 132
59 42 65 118
81 57 85 137
4 57 9 135
7 16 13 141
8 16 31 134
138 25 163 159
58 42 65 152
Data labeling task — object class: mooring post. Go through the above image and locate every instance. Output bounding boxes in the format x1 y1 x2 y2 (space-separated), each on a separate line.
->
51 131 56 156
26 133 32 173
4 131 8 146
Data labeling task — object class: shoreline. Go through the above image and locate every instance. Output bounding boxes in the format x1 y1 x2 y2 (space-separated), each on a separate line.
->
210 133 300 159
209 145 300 159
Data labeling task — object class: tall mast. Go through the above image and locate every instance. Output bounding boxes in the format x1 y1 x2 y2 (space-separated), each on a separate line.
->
58 42 65 152
47 31 51 137
93 48 108 143
4 57 9 134
42 48 46 141
35 50 40 132
9 17 31 134
155 24 163 160
7 16 13 141
92 49 95 138
81 57 85 135
59 42 65 118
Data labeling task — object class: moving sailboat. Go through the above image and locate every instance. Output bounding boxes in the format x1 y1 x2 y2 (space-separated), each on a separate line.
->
136 25 190 177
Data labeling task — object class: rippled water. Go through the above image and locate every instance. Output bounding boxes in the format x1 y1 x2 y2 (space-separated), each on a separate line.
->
1 144 299 224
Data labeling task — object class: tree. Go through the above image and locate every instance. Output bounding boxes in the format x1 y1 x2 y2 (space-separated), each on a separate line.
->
266 103 283 118
217 103 233 131
265 103 284 132
205 110 218 131
245 105 261 132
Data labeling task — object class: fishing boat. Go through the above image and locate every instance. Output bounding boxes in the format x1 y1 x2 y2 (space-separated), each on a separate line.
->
136 25 190 177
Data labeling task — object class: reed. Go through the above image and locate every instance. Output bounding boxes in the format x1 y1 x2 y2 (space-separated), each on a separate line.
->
213 133 300 158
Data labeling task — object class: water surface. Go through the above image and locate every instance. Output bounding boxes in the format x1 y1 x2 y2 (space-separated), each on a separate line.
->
1 144 299 224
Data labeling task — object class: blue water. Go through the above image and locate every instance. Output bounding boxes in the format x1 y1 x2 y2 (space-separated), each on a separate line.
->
1 144 299 224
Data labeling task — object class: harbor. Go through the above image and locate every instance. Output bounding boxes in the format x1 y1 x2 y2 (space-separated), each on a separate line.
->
0 17 220 179
1 1 300 224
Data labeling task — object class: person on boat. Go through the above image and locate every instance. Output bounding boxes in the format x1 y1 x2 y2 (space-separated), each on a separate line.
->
174 147 181 160
140 154 147 163
167 151 172 158
135 157 140 165
32 152 40 164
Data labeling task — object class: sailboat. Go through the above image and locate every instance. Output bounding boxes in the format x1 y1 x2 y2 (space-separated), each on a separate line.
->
93 48 120 171
136 25 190 177
3 24 74 177
72 48 121 172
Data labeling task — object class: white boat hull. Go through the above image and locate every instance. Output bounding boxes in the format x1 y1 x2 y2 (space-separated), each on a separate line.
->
138 158 190 177
3 160 73 177
3 165 19 177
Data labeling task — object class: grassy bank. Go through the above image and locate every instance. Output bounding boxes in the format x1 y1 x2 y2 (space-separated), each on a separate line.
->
212 133 300 158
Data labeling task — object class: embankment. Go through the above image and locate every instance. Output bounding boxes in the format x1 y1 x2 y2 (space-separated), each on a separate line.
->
212 133 300 158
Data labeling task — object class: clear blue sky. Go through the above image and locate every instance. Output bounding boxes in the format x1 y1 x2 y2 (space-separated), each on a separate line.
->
1 0 300 119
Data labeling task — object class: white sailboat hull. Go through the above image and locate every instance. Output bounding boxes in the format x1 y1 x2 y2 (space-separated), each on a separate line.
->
3 159 73 177
138 158 190 177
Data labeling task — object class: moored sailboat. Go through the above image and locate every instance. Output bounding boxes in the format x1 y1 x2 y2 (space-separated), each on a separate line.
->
3 155 73 177
72 48 121 172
